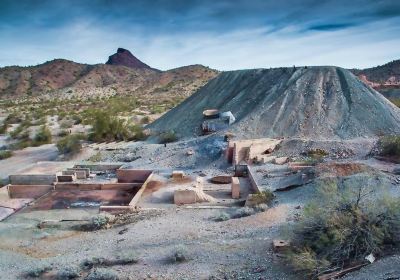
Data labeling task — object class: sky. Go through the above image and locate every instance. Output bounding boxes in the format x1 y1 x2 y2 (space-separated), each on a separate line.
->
0 0 400 70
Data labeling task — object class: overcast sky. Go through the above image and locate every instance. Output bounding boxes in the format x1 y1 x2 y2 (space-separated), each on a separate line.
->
1 0 400 70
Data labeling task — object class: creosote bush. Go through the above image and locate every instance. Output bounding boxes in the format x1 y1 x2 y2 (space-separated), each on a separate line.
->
286 180 400 278
0 150 13 160
33 125 52 146
249 190 275 206
84 268 118 280
379 135 400 158
55 267 80 279
57 134 83 156
159 130 178 144
172 244 188 263
89 112 146 142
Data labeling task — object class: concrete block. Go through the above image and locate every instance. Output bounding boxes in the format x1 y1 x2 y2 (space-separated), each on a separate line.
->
68 167 90 176
273 157 288 165
174 189 197 205
231 177 240 199
256 155 276 164
57 175 76 182
172 171 185 179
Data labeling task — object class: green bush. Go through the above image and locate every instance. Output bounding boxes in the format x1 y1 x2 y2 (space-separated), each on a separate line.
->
55 267 79 279
56 135 82 156
89 112 136 142
214 212 231 221
379 135 400 157
84 268 118 280
0 150 13 160
172 245 188 263
286 181 400 278
159 131 178 144
249 190 275 206
33 125 52 146
24 265 52 278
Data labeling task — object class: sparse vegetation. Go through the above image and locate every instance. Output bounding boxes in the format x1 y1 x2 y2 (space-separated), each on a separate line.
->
249 190 275 206
24 265 52 278
84 268 118 280
159 130 178 144
32 125 52 146
56 134 83 156
0 150 13 160
307 148 329 159
55 267 80 279
172 245 188 263
214 212 231 221
286 180 400 278
378 135 400 158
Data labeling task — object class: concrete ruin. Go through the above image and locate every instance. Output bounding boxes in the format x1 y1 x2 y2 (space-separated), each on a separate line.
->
225 138 283 165
0 163 154 219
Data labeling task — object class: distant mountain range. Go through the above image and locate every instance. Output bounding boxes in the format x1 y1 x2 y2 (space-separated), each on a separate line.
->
0 49 399 101
351 59 400 98
0 48 218 101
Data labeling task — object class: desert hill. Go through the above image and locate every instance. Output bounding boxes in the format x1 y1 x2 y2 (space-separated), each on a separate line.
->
149 66 400 139
0 49 218 100
352 59 400 98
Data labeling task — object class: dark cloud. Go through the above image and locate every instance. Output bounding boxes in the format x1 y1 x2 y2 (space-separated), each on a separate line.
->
307 23 357 32
0 0 399 68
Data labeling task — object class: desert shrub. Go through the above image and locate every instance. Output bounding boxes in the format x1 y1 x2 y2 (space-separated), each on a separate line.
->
90 214 111 230
33 125 52 146
131 125 148 141
215 212 231 221
60 120 73 129
0 150 13 160
24 265 52 278
89 112 135 142
233 207 255 218
58 130 69 137
55 267 79 279
249 190 275 206
57 135 82 156
84 268 118 280
0 123 8 134
140 116 150 124
379 135 400 157
307 149 329 159
71 114 82 125
159 131 178 144
172 244 188 263
286 181 400 278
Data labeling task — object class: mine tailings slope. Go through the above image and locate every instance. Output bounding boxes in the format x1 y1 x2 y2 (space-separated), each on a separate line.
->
148 66 400 139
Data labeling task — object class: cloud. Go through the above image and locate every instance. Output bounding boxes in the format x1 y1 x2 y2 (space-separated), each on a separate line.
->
0 0 399 69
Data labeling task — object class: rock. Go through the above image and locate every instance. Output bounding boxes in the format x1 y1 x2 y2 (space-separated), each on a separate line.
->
273 157 288 165
106 48 157 70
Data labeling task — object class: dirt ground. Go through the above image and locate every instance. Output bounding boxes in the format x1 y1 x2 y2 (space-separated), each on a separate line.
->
0 136 400 279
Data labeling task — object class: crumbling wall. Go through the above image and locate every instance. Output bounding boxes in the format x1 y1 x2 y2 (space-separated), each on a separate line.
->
229 138 282 165
8 184 54 199
117 169 153 183
9 174 56 185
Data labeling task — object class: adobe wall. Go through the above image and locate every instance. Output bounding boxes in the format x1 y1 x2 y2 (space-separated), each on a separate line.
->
229 138 282 165
128 173 154 207
74 163 123 172
55 183 142 191
246 165 261 193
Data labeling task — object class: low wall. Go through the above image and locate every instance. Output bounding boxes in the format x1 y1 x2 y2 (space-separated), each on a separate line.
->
128 173 154 207
74 163 123 172
246 166 261 193
117 169 153 183
7 184 54 199
9 174 56 185
55 183 142 191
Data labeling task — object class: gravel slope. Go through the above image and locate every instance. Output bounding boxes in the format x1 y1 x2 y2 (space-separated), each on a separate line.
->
149 66 400 139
